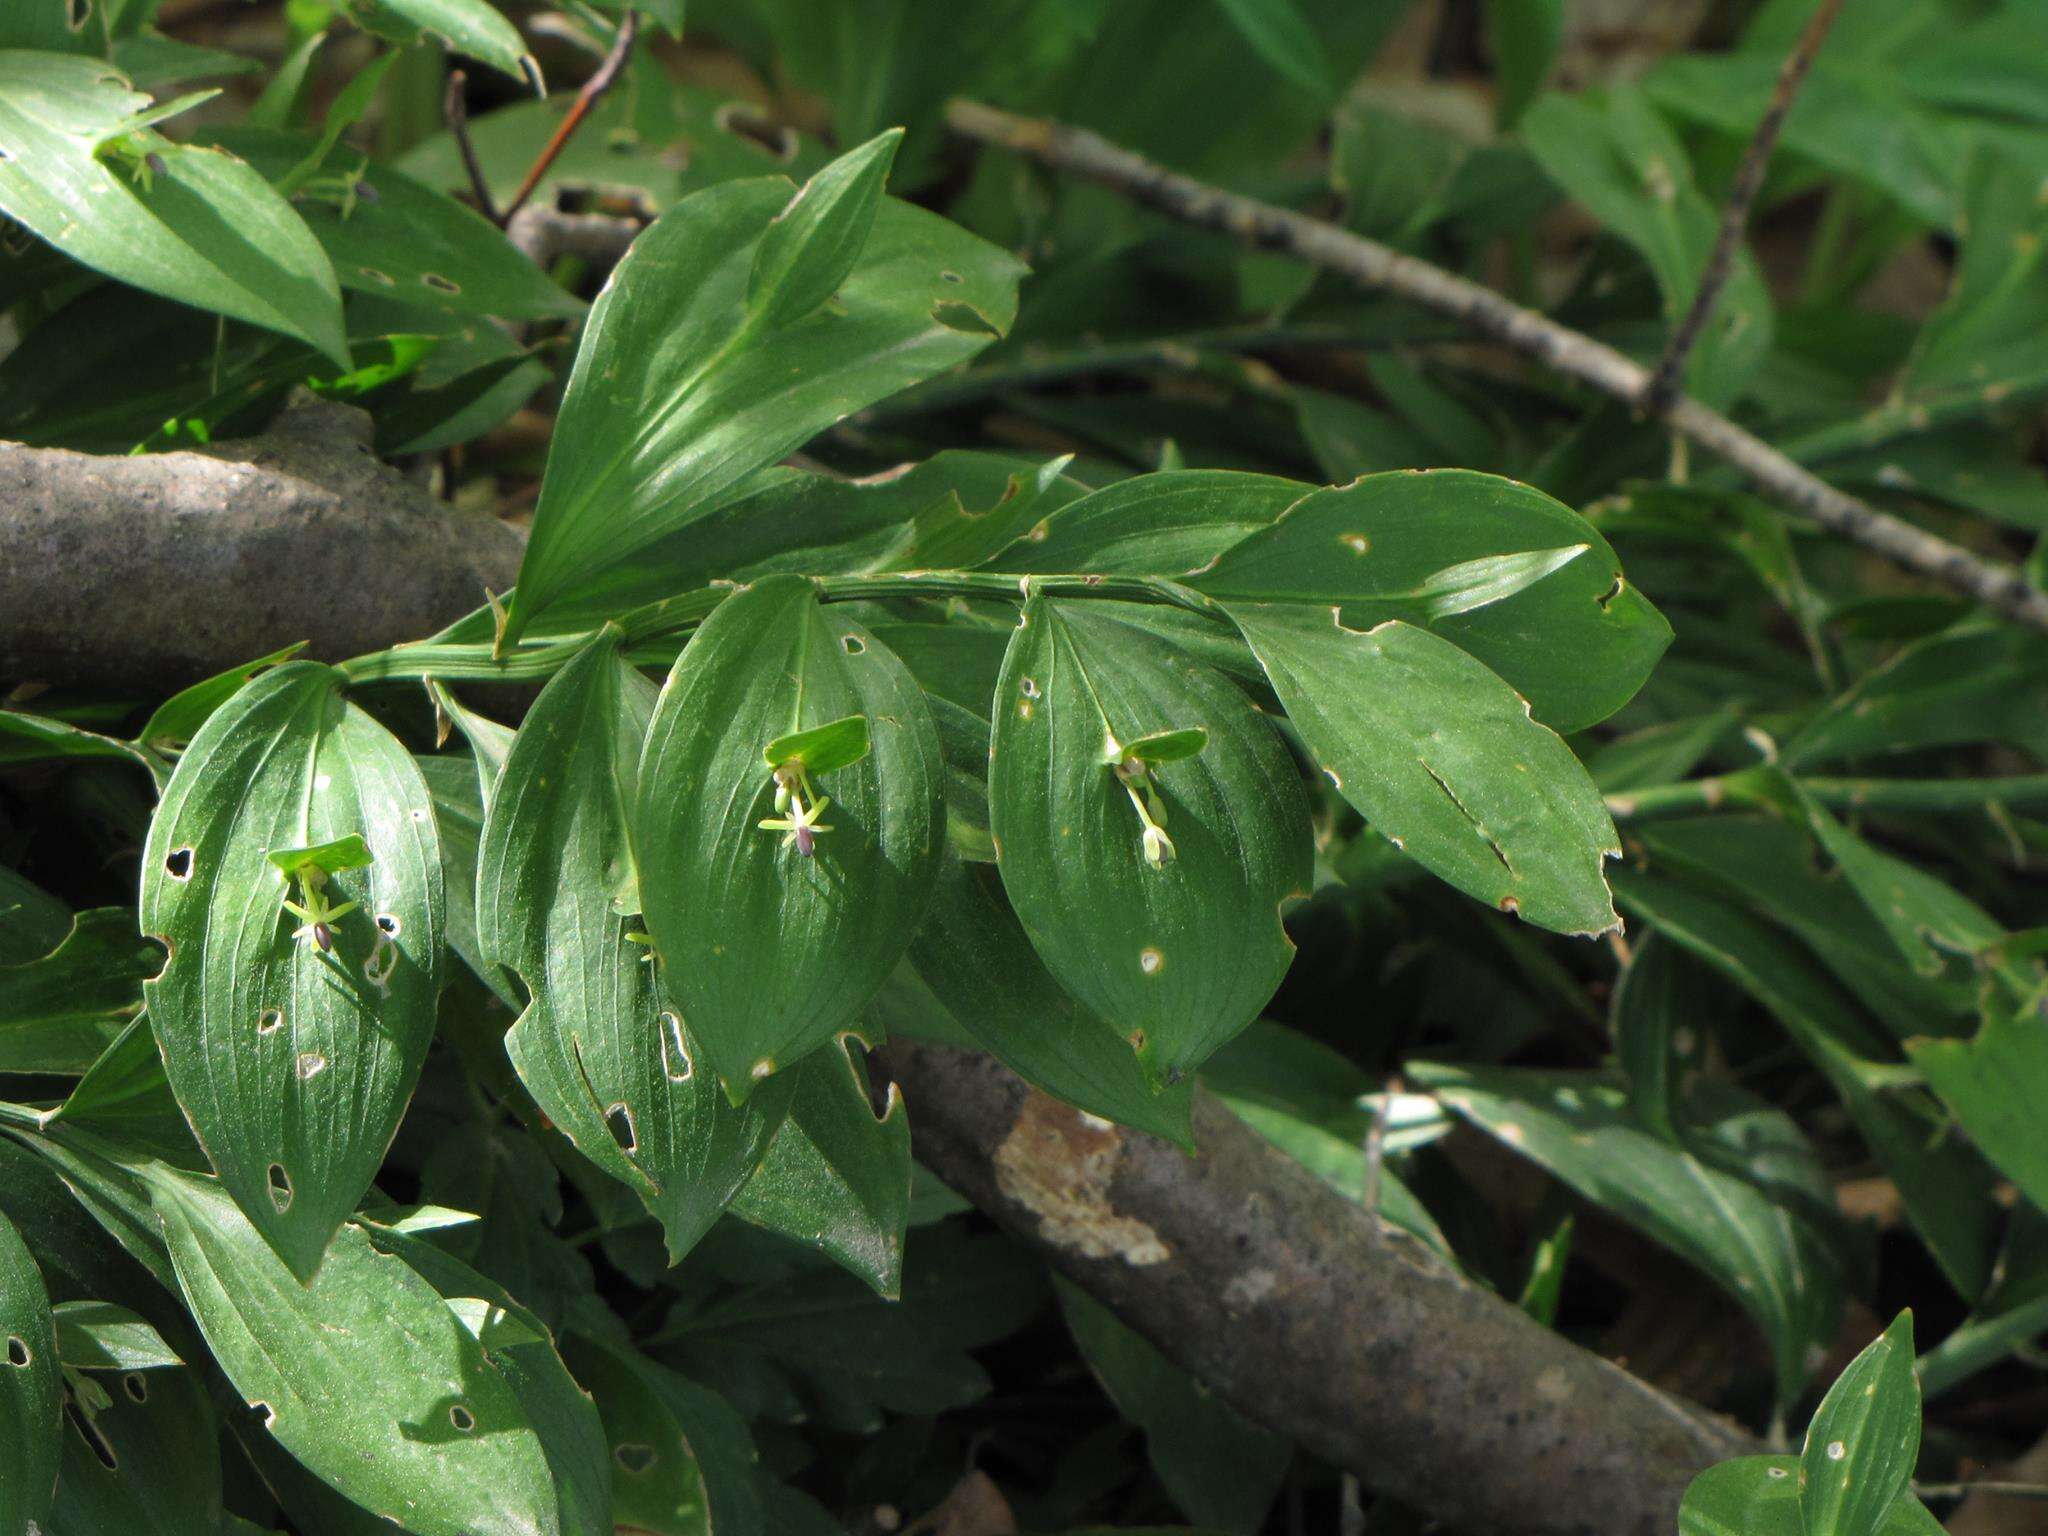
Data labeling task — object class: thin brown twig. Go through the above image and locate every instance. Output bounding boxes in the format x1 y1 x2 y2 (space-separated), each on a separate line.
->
1644 0 1845 411
499 9 639 225
443 69 500 226
943 99 2048 635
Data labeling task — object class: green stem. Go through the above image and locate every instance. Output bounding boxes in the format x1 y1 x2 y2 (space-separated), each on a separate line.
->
1607 769 2048 822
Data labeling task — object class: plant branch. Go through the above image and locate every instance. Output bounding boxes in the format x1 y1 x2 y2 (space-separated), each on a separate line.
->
1643 0 1843 411
1607 769 2048 822
499 9 639 224
443 69 500 226
942 99 2048 635
879 1040 1756 1536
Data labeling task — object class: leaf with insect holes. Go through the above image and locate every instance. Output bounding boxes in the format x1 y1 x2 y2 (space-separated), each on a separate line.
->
46 1360 223 1533
1223 602 1621 936
1191 469 1669 733
140 661 443 1278
1800 1312 1919 1536
634 576 945 1099
1680 1457 1945 1536
144 1164 589 1536
503 141 1023 640
0 52 348 365
0 1209 60 1536
731 1037 912 1298
478 634 795 1265
989 597 1312 1086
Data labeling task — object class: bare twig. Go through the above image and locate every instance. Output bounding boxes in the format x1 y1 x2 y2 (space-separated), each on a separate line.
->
500 9 639 224
443 69 501 226
1644 0 1845 410
883 1041 1754 1536
943 99 2048 635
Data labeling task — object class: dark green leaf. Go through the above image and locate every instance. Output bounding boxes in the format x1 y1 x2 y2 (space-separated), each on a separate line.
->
48 1362 221 1535
51 1298 181 1370
1800 1312 1918 1536
0 909 159 1074
0 1208 60 1536
1679 1456 1943 1536
748 127 902 329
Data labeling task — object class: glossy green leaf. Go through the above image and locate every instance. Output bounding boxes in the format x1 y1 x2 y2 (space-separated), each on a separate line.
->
764 714 872 776
1056 1277 1289 1535
985 470 1310 579
47 1362 222 1535
1226 602 1620 936
140 661 444 1277
748 127 902 328
1801 1312 1919 1536
634 577 945 1098
0 708 151 770
0 909 159 1074
1680 1457 1944 1536
480 635 794 1262
0 52 348 365
730 1038 912 1298
52 1298 182 1370
505 161 1022 639
0 1208 61 1536
264 834 374 878
990 597 1312 1085
1414 1063 1844 1403
1192 469 1668 732
144 1165 583 1536
49 1016 197 1166
338 0 538 86
875 854 1196 1147
211 128 584 320
561 1338 764 1536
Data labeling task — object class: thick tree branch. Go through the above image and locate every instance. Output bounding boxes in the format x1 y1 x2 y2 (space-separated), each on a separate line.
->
0 396 522 689
883 1041 1754 1536
1644 0 1844 410
944 99 2048 635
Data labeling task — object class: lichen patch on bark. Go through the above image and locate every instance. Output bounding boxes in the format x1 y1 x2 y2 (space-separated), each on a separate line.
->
993 1090 1171 1265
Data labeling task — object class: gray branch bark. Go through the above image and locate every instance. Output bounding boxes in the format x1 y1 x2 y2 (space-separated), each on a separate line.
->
944 98 2048 634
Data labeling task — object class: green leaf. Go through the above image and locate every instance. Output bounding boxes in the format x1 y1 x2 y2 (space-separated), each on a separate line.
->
480 635 794 1262
1801 1313 1919 1536
990 598 1312 1085
1191 469 1669 733
764 713 872 776
748 127 903 329
1122 727 1208 764
1055 1277 1289 1535
1521 87 1774 407
1483 0 1562 127
874 854 1196 1148
985 470 1311 579
47 1362 223 1535
50 1016 199 1166
338 0 539 87
1680 1457 1944 1536
504 173 1022 639
0 908 159 1074
0 1208 60 1536
211 128 585 320
1614 869 1997 1298
0 707 152 770
140 662 445 1277
1206 0 1330 100
1413 1063 1845 1404
135 643 309 768
634 577 945 1098
0 52 349 365
1909 995 2048 1219
264 833 375 878
144 1164 586 1536
1611 930 1712 1144
52 1298 182 1370
731 1038 913 1298
1226 603 1621 936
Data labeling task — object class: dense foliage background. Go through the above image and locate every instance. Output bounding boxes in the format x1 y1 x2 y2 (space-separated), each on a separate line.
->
4 1 2048 1533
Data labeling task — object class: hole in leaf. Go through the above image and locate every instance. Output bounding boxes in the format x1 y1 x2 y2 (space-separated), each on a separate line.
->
123 1372 148 1404
359 266 395 286
258 1008 283 1036
66 0 92 30
65 1400 118 1470
376 913 401 936
449 1403 476 1432
841 634 865 654
1340 533 1369 555
604 1102 637 1154
1139 947 1164 975
296 1052 327 1080
614 1443 658 1474
421 273 461 294
164 847 193 880
5 1335 28 1366
939 269 963 284
267 1163 293 1211
659 1013 692 1083
1019 677 1039 699
715 101 797 161
253 1400 276 1428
